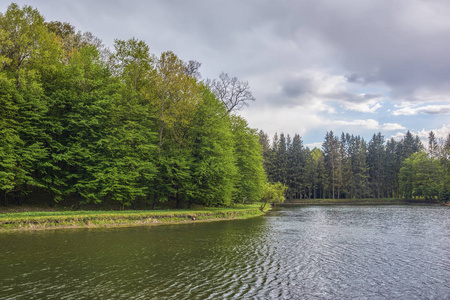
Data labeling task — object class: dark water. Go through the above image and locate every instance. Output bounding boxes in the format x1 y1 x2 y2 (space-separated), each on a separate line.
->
1 205 449 299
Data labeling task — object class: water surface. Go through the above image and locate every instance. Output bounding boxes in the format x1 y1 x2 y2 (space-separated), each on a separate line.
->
1 205 449 299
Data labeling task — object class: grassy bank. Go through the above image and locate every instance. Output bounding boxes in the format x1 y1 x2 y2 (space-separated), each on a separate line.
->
0 203 269 232
284 198 411 205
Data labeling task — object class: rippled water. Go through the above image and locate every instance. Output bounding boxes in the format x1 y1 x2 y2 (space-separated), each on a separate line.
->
1 205 449 299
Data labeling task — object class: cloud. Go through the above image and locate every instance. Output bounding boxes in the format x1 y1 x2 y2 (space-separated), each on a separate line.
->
5 0 450 146
332 119 405 131
305 142 323 149
391 124 450 145
416 124 450 143
325 92 383 113
277 71 383 112
393 104 450 116
240 105 326 137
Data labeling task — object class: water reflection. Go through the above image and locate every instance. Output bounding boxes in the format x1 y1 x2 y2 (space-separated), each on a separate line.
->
1 205 449 299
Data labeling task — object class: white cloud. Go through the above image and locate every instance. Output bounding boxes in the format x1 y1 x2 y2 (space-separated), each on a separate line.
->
380 123 406 131
332 119 405 131
275 69 384 113
239 105 326 137
393 104 450 116
390 124 450 144
417 124 450 143
5 0 450 146
341 101 382 113
305 142 323 149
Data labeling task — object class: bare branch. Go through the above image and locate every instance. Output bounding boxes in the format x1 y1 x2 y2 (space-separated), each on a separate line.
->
183 60 202 80
207 72 255 113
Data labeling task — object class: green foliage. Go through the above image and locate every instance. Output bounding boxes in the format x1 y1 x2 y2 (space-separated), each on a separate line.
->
6 3 446 210
187 88 237 206
260 182 287 210
231 116 266 203
399 151 444 200
0 3 268 208
260 129 442 202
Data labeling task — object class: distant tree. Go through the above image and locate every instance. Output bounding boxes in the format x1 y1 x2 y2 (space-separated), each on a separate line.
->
428 131 439 158
385 138 400 198
258 129 278 185
323 131 340 199
311 147 326 199
442 134 450 200
367 133 386 198
260 182 287 211
399 151 443 201
287 134 304 199
352 136 371 198
273 133 288 185
402 130 422 159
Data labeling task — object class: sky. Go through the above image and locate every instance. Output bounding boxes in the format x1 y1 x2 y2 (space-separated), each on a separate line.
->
2 0 450 147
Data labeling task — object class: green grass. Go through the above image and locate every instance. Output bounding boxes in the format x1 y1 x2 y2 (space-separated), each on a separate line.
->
0 203 269 231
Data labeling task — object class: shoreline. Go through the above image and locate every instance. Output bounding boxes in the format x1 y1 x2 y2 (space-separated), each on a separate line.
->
0 205 269 232
283 198 442 205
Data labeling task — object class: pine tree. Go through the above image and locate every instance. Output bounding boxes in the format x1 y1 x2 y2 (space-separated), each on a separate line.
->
287 134 304 199
367 133 386 198
323 131 340 199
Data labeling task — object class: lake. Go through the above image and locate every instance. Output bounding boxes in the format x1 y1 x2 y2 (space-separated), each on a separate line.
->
1 205 449 299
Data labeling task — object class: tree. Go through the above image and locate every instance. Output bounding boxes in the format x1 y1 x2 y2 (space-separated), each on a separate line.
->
428 131 439 158
311 147 326 199
402 130 422 159
46 45 121 204
0 3 62 204
183 60 202 80
260 182 287 211
367 133 386 198
399 151 443 201
287 134 304 199
150 51 201 149
323 131 340 199
146 51 203 208
0 3 61 88
273 133 288 185
352 136 371 199
207 72 255 113
231 116 266 203
187 88 237 207
96 39 157 207
441 134 450 200
385 138 400 198
0 74 21 204
46 21 104 64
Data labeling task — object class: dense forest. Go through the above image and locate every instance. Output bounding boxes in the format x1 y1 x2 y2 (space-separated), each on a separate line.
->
0 3 266 208
1 3 449 209
259 130 450 202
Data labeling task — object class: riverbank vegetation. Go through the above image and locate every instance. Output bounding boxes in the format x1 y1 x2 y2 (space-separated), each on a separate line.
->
0 3 449 214
283 198 424 205
259 130 450 203
0 3 266 209
0 203 269 231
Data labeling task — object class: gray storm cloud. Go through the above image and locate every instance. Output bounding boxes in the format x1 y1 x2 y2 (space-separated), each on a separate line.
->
3 0 449 143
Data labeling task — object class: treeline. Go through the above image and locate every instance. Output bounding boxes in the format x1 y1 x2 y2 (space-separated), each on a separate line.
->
259 130 450 201
0 3 266 208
